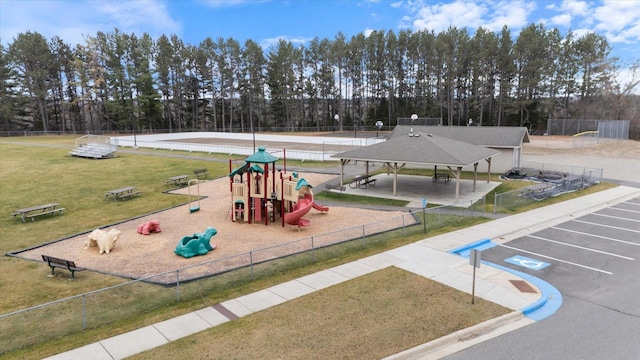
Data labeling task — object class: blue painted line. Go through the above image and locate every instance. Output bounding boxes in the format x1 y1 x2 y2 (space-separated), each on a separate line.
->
449 239 563 321
487 262 563 321
448 238 496 258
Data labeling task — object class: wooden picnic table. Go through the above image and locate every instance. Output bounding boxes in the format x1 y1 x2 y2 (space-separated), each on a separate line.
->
432 173 451 183
104 186 141 201
11 203 65 222
166 175 189 187
349 175 377 189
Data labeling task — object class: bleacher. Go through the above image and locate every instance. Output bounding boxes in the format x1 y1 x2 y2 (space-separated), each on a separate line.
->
69 142 117 159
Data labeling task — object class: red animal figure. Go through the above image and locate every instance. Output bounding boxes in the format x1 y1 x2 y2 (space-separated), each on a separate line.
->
137 220 161 235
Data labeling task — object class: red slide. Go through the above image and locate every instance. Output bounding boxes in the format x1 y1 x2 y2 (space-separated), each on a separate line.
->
284 193 314 227
312 202 329 212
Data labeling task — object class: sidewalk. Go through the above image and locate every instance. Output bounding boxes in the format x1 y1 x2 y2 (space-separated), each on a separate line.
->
45 186 640 360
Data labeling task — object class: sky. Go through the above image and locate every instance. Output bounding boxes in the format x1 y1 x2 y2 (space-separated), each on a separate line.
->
1 0 639 66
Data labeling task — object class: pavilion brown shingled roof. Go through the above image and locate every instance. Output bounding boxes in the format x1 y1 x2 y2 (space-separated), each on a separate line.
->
332 130 500 167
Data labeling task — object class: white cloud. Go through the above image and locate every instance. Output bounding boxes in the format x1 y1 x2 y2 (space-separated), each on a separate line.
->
412 0 488 33
483 0 535 32
560 0 591 16
550 14 572 27
589 0 640 45
0 0 181 47
259 35 309 49
406 0 535 34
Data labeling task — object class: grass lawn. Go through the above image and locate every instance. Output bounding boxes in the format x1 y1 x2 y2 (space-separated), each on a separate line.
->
130 267 510 360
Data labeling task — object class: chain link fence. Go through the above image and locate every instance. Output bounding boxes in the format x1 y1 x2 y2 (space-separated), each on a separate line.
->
546 119 630 139
0 201 488 355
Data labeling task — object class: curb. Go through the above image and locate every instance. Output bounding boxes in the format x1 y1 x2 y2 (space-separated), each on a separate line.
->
383 311 523 360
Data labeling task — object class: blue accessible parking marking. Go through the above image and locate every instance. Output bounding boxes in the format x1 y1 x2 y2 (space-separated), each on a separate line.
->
505 255 550 271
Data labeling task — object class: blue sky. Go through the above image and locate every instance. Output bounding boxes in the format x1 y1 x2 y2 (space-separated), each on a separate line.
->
1 0 639 65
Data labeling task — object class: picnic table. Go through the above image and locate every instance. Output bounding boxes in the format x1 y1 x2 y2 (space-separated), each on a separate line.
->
432 173 451 183
166 175 188 187
104 187 141 201
11 203 65 222
349 175 377 189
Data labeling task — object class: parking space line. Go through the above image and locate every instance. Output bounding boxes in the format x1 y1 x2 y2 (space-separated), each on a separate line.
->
499 244 613 275
573 219 640 234
525 235 634 260
609 207 640 215
551 227 640 247
591 212 640 223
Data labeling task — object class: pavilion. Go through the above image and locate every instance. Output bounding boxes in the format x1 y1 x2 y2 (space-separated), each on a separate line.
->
331 127 502 202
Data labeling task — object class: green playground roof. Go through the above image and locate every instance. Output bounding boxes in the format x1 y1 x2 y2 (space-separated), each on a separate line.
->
245 146 278 163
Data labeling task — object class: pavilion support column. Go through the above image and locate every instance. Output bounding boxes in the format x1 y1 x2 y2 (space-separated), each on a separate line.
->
486 158 492 183
339 159 348 187
473 163 478 192
393 162 398 196
455 167 462 203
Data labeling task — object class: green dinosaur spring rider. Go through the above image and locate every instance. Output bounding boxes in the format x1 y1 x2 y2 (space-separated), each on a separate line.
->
174 227 217 258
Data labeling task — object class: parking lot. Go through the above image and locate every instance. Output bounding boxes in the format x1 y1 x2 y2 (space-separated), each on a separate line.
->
446 195 640 360
483 196 640 287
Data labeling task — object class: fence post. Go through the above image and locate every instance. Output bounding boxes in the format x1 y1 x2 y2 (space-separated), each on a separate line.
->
250 251 254 280
311 236 315 262
176 270 180 302
82 294 87 330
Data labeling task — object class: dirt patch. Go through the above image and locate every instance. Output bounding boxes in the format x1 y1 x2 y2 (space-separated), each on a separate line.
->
17 172 415 283
525 136 640 159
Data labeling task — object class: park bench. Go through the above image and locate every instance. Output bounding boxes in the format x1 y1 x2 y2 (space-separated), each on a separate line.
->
432 173 451 183
193 168 209 180
324 183 346 192
41 255 85 279
11 203 65 222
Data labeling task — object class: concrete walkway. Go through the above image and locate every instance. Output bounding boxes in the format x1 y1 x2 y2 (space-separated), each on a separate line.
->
45 186 640 360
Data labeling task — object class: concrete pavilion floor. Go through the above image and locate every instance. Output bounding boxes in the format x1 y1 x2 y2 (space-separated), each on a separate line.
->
326 171 501 208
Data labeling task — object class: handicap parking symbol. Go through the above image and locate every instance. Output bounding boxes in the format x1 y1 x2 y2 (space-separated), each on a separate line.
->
505 255 550 271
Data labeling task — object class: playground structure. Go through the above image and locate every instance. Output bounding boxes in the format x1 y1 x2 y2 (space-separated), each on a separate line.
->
229 146 328 228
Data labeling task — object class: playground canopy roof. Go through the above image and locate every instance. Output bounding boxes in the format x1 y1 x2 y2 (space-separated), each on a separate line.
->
244 146 279 163
229 146 278 177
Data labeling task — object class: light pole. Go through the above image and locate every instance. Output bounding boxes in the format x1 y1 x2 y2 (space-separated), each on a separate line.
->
334 114 339 133
375 121 383 137
411 113 418 126
353 117 357 138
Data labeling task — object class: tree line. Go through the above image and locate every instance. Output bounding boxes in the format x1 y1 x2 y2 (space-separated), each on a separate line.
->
1 24 638 137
